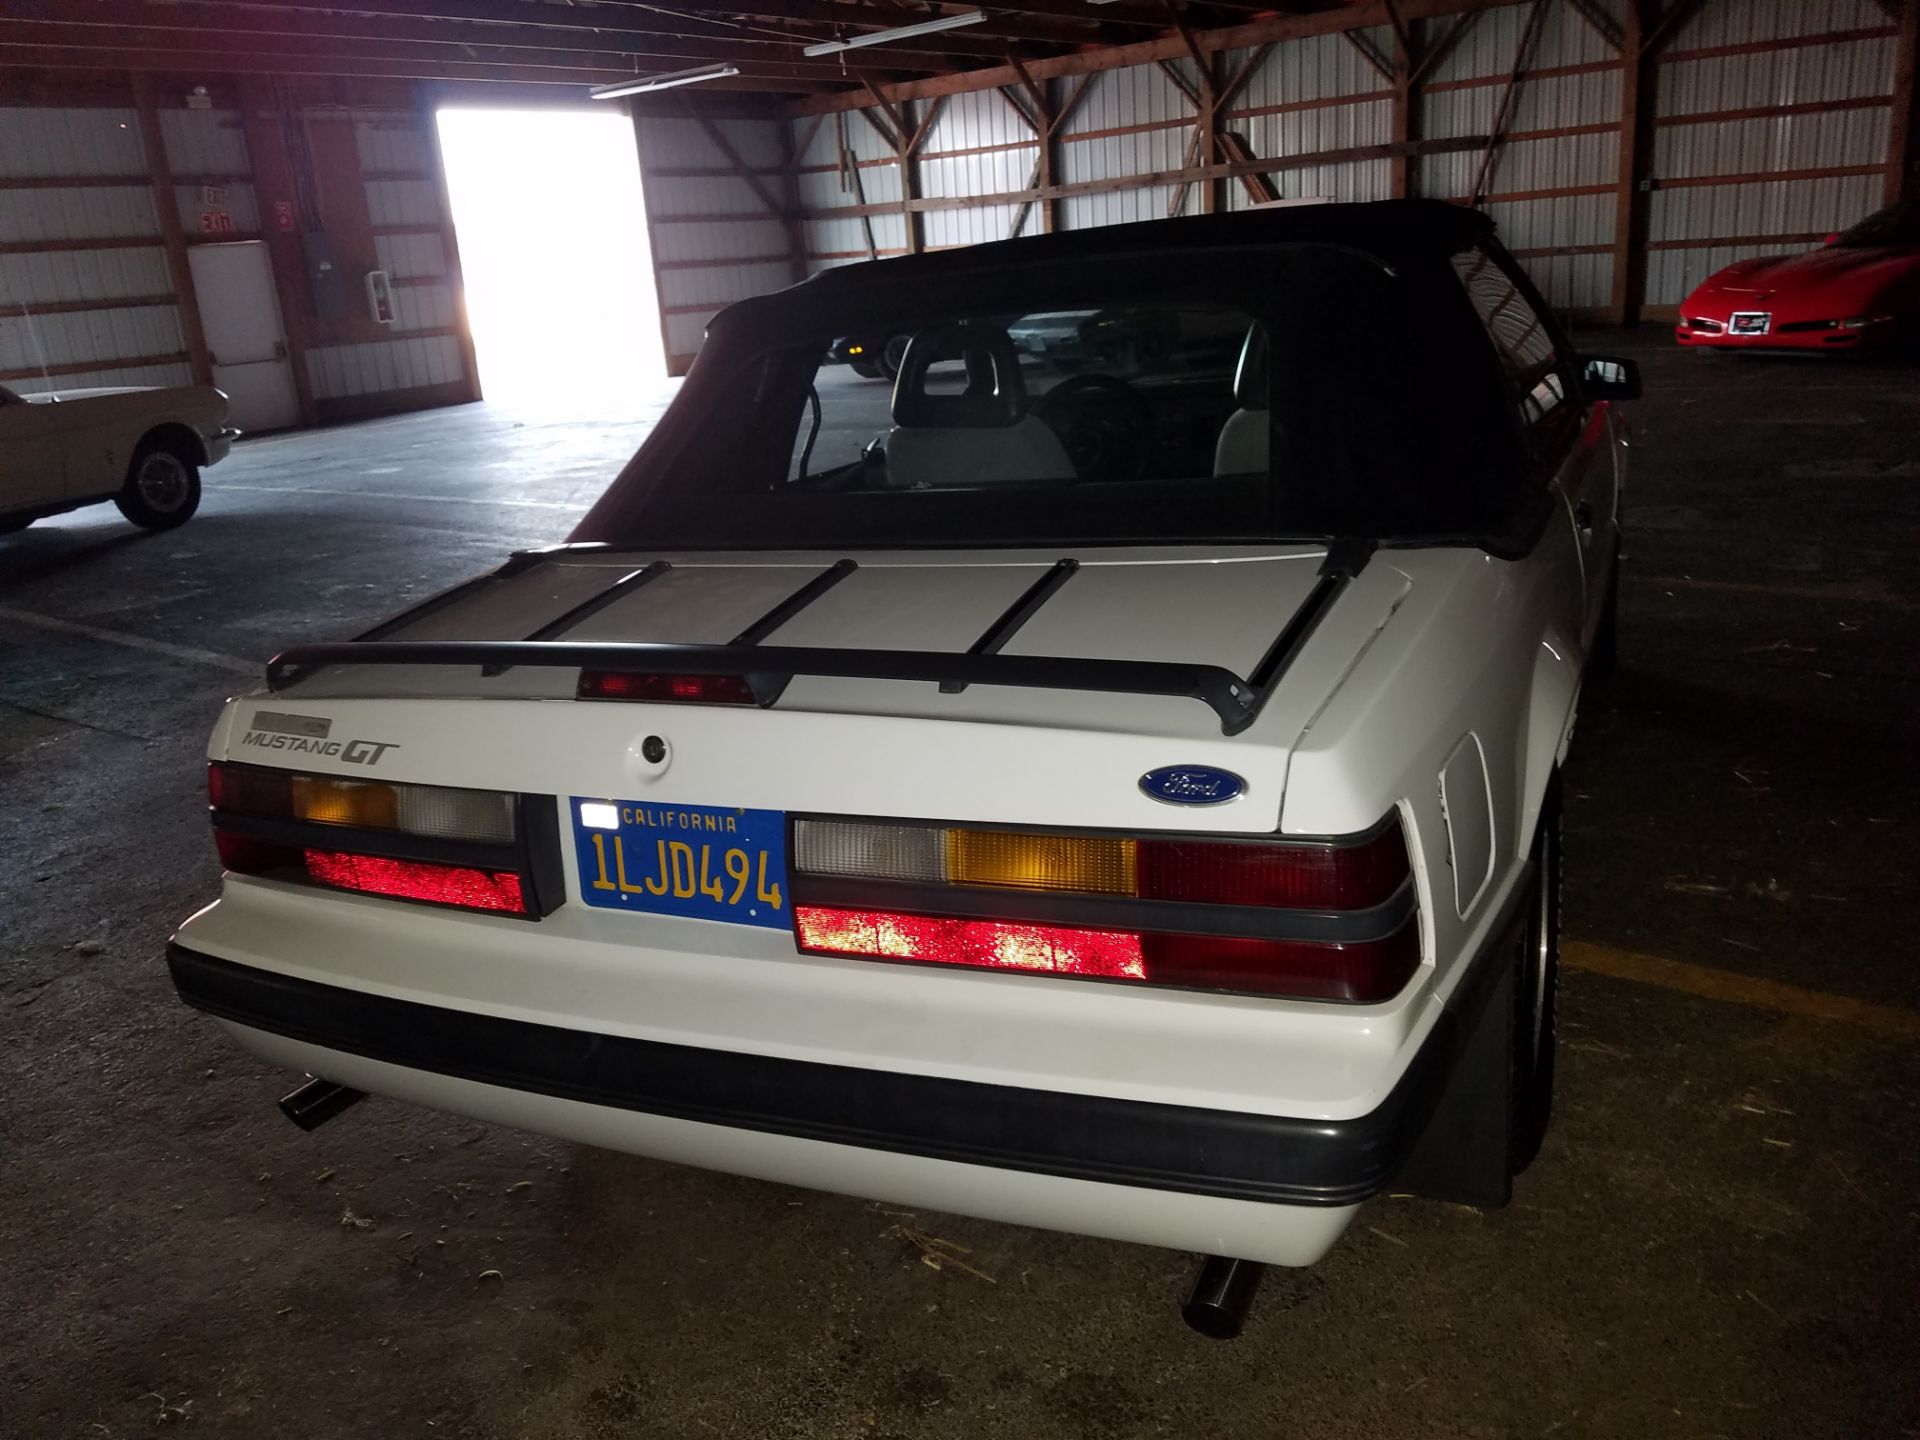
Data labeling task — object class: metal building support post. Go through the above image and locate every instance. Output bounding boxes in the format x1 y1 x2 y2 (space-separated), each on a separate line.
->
131 71 213 388
1889 0 1920 204
234 76 319 425
1608 1 1658 328
1389 6 1418 199
1609 0 1704 327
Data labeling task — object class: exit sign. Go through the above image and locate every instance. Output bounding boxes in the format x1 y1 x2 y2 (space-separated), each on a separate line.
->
198 210 235 235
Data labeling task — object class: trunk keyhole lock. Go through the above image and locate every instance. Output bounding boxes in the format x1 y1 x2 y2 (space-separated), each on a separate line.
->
628 734 671 782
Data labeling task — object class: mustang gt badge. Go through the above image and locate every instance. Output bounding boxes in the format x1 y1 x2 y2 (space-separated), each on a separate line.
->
1139 765 1246 806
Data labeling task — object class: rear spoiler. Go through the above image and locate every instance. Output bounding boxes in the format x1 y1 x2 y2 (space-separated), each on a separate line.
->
269 542 1373 737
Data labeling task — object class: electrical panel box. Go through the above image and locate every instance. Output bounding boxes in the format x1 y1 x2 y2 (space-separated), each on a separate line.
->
365 269 397 326
302 231 345 320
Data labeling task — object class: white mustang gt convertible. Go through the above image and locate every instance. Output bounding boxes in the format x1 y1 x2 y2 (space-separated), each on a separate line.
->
169 201 1634 1336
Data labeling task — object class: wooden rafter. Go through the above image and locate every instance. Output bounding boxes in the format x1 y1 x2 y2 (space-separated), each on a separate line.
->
1467 0 1548 206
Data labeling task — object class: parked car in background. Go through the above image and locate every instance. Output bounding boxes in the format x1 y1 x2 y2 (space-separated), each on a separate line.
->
0 381 236 534
168 201 1636 1337
1675 200 1920 351
830 332 911 379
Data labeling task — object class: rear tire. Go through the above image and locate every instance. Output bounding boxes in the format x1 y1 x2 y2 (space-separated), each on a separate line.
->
1587 556 1620 681
115 440 201 530
1508 775 1561 1175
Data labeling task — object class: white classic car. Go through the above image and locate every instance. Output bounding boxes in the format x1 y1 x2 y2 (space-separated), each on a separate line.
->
168 201 1633 1338
0 381 236 534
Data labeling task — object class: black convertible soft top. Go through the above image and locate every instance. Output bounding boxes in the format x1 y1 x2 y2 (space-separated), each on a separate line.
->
575 198 1557 556
711 199 1495 345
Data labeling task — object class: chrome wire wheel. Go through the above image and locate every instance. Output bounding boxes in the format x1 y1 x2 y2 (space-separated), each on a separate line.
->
134 450 192 513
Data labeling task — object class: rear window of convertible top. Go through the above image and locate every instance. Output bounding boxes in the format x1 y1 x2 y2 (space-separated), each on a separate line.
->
576 243 1525 551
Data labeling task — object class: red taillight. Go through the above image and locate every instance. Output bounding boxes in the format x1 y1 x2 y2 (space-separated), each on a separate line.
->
791 813 1421 1003
578 671 757 704
214 829 299 874
207 761 535 917
1136 827 1407 910
208 762 291 815
796 907 1144 979
795 904 1419 1002
1142 928 1421 1003
304 850 527 914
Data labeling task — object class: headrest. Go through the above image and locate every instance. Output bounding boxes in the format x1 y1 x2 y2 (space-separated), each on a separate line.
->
1233 323 1270 411
891 323 1030 429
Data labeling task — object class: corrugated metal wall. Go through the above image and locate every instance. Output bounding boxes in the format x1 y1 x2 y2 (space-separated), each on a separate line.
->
1 91 475 417
634 113 799 373
1645 0 1897 306
302 108 468 404
756 0 1907 338
1418 1 1622 313
0 106 190 393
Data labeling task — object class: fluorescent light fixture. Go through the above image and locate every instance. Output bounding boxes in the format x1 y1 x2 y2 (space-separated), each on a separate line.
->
578 802 621 830
589 63 740 100
802 10 987 56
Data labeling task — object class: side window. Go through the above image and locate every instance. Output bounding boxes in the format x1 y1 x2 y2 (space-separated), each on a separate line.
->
1451 248 1566 429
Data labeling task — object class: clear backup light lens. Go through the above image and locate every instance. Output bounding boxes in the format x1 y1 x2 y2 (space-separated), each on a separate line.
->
794 820 946 883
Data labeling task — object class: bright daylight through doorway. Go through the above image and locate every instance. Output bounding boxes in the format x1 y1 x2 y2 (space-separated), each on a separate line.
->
436 107 663 410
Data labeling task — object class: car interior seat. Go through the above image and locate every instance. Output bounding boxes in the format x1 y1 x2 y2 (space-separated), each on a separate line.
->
1213 323 1271 477
885 323 1078 488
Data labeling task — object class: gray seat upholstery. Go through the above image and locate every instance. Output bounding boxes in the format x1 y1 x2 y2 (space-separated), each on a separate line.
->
1213 323 1272 477
888 415 1076 489
885 323 1077 489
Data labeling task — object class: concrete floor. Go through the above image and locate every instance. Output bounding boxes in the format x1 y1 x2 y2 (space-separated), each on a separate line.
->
2 339 1916 1439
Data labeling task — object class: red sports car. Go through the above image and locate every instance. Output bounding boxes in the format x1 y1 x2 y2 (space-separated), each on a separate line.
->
1675 200 1920 351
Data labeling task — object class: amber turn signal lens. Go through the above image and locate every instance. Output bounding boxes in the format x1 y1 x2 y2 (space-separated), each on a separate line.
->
944 829 1137 894
292 775 399 829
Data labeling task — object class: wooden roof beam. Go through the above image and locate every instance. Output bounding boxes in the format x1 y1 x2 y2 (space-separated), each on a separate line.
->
0 19 906 80
10 1 945 69
0 44 845 91
786 0 1534 114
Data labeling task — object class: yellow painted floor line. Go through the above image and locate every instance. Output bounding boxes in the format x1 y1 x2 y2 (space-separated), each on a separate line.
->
1562 940 1920 1042
1640 574 1917 612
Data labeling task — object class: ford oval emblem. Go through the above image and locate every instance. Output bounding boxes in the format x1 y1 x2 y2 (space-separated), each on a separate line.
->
1139 765 1246 806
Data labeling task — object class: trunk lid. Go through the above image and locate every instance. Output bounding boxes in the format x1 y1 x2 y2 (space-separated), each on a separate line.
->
236 546 1412 834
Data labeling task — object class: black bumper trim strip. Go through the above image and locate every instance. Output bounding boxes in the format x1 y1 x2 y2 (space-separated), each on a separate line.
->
167 873 1524 1209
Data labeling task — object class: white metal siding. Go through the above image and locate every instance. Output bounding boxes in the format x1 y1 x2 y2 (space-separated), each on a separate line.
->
1645 0 1898 303
306 335 464 400
305 108 471 401
0 105 191 387
639 113 798 369
160 109 250 176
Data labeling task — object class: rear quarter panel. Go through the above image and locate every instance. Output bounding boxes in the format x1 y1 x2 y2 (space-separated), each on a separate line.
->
1281 530 1584 1000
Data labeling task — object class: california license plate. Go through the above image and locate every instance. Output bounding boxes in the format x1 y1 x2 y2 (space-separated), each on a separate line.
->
570 798 788 929
1730 311 1770 335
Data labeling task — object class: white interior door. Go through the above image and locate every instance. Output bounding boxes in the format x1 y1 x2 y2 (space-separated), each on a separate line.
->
187 241 301 433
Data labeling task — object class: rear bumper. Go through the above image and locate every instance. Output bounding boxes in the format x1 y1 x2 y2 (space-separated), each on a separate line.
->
173 942 1430 1208
204 427 240 465
166 865 1520 1266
